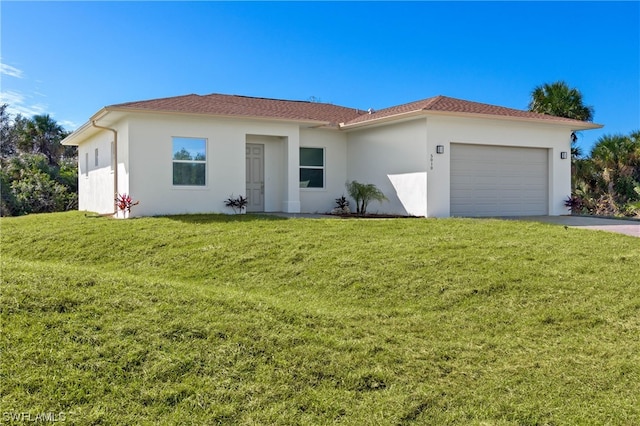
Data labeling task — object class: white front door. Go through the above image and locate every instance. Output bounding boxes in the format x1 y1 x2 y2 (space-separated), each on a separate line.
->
246 143 265 212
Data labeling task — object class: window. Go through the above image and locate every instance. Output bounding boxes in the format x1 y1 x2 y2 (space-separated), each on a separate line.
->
300 147 324 188
95 148 99 167
172 137 206 186
85 152 89 177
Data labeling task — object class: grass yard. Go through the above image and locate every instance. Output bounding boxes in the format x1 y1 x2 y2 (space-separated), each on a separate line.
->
1 212 639 425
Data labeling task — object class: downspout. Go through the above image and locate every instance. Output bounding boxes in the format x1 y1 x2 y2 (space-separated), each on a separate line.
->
91 120 118 215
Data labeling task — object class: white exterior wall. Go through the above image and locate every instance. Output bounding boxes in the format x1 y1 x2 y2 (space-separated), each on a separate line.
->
74 110 575 218
299 128 348 213
346 119 429 216
125 114 303 217
425 115 572 217
77 119 129 214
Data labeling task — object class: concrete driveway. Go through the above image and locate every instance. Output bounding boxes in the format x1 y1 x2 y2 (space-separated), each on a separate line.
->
512 216 640 238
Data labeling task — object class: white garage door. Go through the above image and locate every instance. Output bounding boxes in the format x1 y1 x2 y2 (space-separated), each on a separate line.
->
450 143 549 217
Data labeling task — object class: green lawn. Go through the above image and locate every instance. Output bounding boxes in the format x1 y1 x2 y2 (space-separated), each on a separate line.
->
1 212 639 425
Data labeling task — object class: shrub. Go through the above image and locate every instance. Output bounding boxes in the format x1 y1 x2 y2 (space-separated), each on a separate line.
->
10 170 75 214
345 181 387 215
2 154 77 216
115 193 139 213
331 195 351 215
564 195 585 215
335 195 349 209
224 194 248 214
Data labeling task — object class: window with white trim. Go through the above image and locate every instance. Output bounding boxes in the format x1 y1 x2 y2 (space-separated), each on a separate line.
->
299 147 324 188
85 152 89 177
172 137 207 186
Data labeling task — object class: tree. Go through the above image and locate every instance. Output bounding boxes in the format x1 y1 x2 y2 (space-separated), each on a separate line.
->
1 153 77 216
0 104 24 159
528 81 595 154
173 148 192 160
346 180 387 215
11 169 73 214
529 81 594 121
590 133 640 201
17 114 70 165
571 130 640 217
0 107 78 216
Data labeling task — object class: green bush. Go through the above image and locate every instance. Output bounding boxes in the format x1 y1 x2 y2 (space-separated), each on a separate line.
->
1 153 77 216
345 180 387 215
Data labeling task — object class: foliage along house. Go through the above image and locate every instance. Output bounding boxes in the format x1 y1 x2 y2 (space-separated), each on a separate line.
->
62 93 601 218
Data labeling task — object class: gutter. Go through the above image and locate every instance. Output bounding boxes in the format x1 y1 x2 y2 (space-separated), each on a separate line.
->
91 120 118 215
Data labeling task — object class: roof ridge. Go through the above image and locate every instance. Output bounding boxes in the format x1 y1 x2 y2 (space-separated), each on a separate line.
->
427 95 535 115
362 95 437 116
202 92 349 107
420 95 444 110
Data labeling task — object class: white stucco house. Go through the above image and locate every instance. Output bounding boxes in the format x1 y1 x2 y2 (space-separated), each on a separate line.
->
62 93 601 218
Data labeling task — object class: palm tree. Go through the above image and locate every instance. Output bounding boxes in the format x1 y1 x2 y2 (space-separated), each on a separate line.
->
573 132 640 216
528 81 595 151
590 134 640 199
529 81 594 121
18 114 69 165
346 180 387 215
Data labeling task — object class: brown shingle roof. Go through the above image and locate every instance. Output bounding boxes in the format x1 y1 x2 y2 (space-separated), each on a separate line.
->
109 93 367 126
342 95 595 127
107 93 599 130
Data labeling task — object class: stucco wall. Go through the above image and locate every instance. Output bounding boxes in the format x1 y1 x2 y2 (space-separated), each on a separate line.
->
77 120 128 214
346 118 429 216
425 115 572 217
76 111 574 218
299 128 348 213
125 114 304 217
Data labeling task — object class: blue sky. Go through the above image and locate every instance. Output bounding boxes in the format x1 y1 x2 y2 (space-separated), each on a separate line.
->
1 1 638 154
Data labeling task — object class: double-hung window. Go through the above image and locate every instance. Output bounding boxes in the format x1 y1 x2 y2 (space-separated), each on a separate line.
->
172 137 207 186
299 147 324 188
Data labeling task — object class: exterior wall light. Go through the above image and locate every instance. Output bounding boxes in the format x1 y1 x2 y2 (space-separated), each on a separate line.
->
436 145 445 154
560 151 568 159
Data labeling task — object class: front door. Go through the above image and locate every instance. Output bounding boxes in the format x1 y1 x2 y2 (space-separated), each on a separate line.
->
246 143 264 212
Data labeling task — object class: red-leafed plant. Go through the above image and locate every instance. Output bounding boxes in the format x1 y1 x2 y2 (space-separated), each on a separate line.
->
115 193 139 213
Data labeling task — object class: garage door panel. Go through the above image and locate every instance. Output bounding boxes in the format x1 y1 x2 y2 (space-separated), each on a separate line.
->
451 144 548 217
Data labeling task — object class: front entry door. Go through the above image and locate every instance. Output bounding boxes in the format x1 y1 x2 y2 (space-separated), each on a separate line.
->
246 144 265 212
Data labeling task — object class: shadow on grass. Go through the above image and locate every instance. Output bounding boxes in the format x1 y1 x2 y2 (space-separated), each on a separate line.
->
163 213 289 224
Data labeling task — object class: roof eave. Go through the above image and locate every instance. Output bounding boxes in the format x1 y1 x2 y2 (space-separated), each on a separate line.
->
62 107 338 146
340 109 603 131
339 110 427 130
61 108 111 146
108 106 335 128
422 110 604 130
